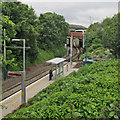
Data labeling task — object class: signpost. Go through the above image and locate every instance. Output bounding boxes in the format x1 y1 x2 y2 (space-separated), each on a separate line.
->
8 71 26 104
8 71 22 76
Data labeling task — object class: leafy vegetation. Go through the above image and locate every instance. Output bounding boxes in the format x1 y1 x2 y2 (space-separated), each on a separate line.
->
82 13 120 60
4 59 119 119
2 2 119 119
2 2 68 73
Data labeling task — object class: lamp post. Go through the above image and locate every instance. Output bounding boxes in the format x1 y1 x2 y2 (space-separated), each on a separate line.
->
12 39 26 104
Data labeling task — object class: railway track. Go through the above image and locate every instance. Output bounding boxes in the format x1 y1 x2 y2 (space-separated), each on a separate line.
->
2 41 80 100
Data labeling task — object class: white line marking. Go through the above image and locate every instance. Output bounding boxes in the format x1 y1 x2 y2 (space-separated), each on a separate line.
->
0 73 49 104
0 63 73 104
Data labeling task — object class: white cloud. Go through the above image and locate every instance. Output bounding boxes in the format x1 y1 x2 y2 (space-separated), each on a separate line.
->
18 1 118 27
19 0 119 2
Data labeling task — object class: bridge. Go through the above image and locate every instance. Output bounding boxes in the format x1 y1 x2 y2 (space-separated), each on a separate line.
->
68 24 87 48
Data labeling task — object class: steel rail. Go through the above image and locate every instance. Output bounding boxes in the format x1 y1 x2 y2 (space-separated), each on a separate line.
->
2 41 80 100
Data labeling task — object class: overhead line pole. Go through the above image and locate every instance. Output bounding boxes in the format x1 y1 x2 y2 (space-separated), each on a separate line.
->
12 39 26 104
4 29 7 80
4 29 6 60
83 30 85 49
85 33 88 61
23 39 26 103
70 34 73 66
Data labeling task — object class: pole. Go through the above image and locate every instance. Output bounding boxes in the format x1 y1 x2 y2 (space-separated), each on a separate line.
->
4 29 6 60
12 39 27 104
83 31 85 48
22 39 26 103
21 39 26 104
23 39 25 72
21 73 24 104
55 65 57 79
70 35 73 66
85 33 88 61
4 29 6 80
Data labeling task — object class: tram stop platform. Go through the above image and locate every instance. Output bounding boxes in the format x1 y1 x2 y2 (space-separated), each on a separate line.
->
46 58 66 79
0 61 79 119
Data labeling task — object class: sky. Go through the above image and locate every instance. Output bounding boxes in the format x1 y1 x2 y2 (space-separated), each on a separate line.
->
18 0 119 28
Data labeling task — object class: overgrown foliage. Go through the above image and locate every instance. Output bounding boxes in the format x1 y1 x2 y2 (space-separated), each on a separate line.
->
86 13 120 59
36 12 69 50
4 59 119 119
2 2 68 72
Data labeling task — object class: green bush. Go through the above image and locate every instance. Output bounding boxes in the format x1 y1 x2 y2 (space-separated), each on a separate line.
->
5 59 119 119
80 46 113 61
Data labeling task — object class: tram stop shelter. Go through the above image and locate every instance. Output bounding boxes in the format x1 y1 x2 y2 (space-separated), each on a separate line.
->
46 58 66 79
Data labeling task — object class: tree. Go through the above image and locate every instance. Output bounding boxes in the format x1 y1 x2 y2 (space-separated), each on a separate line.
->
2 2 69 71
2 15 17 71
102 15 119 57
36 12 69 51
2 2 39 69
87 13 120 58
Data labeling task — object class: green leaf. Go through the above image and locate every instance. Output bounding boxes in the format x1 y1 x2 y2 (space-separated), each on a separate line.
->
109 111 115 117
114 115 119 119
110 103 114 108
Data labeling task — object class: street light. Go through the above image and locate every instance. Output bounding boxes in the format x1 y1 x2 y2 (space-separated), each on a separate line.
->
12 39 26 104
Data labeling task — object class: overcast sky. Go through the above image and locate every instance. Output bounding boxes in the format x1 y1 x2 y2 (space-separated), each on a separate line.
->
19 0 119 27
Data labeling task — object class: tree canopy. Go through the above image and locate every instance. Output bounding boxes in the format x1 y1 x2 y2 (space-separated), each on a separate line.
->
86 13 120 58
2 2 69 72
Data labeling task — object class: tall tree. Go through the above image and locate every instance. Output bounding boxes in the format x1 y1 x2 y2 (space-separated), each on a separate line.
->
2 2 39 69
87 13 120 58
36 12 69 50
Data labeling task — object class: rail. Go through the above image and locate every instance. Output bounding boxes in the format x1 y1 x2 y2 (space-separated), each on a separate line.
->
2 41 80 100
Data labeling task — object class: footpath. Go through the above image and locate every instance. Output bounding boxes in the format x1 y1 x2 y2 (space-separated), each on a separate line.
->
0 62 79 119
